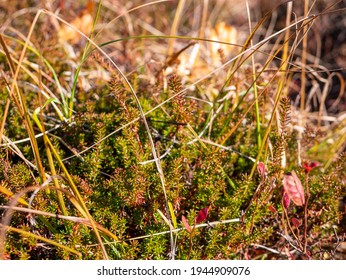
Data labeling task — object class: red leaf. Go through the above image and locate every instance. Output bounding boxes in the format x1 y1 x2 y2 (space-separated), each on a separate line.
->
257 162 267 178
195 207 210 224
283 171 305 206
282 191 291 209
310 161 320 169
291 217 302 228
182 215 191 233
303 161 320 174
268 205 277 214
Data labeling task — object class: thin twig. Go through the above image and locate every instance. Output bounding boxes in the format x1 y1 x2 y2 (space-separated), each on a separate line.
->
87 218 240 247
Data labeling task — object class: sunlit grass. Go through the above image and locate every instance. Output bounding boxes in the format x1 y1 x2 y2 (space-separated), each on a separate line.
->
0 0 345 260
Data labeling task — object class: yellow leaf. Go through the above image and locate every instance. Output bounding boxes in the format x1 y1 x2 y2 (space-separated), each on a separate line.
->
168 201 177 229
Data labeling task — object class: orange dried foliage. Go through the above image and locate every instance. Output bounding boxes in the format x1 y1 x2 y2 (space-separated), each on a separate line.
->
210 22 238 64
58 1 94 44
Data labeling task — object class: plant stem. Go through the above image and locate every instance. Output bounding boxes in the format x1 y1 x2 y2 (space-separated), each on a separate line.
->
303 174 310 255
187 225 196 259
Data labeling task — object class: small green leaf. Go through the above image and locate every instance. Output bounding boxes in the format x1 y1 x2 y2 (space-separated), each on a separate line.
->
32 98 58 130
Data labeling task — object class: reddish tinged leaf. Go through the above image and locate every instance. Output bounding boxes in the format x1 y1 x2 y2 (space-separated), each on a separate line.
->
257 162 267 178
268 205 277 214
310 162 320 168
182 215 191 233
282 191 291 209
195 207 210 224
283 171 305 206
303 161 320 174
291 217 302 228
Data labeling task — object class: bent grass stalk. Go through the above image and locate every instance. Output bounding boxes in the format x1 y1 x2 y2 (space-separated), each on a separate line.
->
0 33 67 120
246 0 262 148
1 225 82 257
0 34 47 185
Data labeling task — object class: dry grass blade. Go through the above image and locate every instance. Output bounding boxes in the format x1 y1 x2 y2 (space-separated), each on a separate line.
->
0 224 82 258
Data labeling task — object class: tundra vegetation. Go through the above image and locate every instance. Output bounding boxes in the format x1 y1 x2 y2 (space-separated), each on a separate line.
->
0 0 345 260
